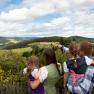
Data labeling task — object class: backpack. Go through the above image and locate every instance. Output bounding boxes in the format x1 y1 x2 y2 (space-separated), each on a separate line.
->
66 57 87 74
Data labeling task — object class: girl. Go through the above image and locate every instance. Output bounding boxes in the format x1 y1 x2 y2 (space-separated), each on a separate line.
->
63 41 94 94
23 56 44 94
63 42 79 92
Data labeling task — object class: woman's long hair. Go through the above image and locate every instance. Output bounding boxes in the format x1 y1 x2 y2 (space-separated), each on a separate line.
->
43 48 61 75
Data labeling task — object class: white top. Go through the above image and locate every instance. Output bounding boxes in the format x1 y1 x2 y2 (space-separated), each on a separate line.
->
23 67 48 82
58 45 69 53
39 67 48 82
63 56 93 72
31 67 48 82
63 46 69 53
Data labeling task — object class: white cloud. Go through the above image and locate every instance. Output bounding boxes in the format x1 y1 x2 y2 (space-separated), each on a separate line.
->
40 16 70 32
0 2 56 21
35 6 94 38
71 0 87 5
0 0 94 37
0 8 30 21
50 16 70 26
88 0 94 3
0 0 70 22
22 0 70 10
29 2 56 16
0 21 26 37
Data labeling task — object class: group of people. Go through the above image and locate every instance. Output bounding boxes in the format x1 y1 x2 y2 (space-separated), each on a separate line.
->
23 41 94 94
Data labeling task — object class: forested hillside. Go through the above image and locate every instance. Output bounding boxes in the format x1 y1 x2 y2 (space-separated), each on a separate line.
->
4 36 94 49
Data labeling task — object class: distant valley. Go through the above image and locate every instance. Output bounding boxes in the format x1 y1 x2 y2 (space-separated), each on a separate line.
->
0 36 94 49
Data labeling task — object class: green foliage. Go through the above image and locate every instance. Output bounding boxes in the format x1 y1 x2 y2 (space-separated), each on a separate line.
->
11 47 32 54
55 49 68 63
22 52 31 57
31 45 40 55
59 37 71 46
0 51 26 82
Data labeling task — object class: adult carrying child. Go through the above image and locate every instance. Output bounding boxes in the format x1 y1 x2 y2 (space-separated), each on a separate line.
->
63 41 94 94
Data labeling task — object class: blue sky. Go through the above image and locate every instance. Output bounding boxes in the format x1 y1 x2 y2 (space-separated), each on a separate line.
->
0 0 94 38
0 0 22 11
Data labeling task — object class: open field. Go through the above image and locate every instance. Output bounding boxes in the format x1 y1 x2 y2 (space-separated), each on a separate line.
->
11 47 32 54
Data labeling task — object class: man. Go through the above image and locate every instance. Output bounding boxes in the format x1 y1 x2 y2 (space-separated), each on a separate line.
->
58 44 69 53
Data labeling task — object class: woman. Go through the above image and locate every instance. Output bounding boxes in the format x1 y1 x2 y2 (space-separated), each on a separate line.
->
29 48 61 94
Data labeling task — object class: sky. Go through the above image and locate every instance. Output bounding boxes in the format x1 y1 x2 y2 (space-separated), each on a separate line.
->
0 0 94 38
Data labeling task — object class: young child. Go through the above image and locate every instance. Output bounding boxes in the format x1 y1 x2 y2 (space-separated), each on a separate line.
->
23 56 44 94
63 42 79 92
63 41 94 93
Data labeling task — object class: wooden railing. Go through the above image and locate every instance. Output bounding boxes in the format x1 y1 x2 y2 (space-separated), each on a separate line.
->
0 81 31 94
0 81 94 94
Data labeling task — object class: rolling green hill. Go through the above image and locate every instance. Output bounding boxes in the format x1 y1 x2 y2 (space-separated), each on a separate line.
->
0 37 34 48
69 36 94 42
3 36 94 49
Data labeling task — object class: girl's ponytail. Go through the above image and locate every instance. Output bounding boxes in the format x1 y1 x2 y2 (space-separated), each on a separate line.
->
69 42 79 68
